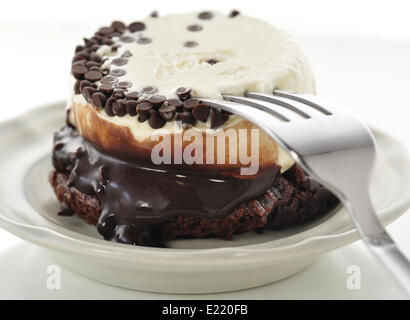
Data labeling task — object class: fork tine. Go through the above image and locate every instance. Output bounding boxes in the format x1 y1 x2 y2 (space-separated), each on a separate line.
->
223 94 308 121
272 90 332 115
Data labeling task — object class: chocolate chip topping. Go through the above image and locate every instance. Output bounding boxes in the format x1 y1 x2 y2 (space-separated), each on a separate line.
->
111 57 128 66
74 80 81 94
177 111 196 126
167 98 184 111
137 37 152 44
150 11 159 18
91 92 107 109
101 76 118 84
82 86 97 103
206 58 218 65
198 11 213 20
192 104 210 122
110 69 126 77
159 104 176 121
84 70 103 82
113 99 127 116
117 81 132 89
183 41 198 48
175 87 192 100
187 24 203 32
183 98 201 111
125 100 138 116
99 83 115 95
111 21 126 32
79 80 97 92
113 89 126 99
142 86 158 94
128 22 146 32
120 36 135 43
98 27 114 36
137 102 153 122
211 109 230 128
148 110 166 129
148 94 166 108
72 65 88 80
104 97 116 116
126 91 141 101
229 10 241 18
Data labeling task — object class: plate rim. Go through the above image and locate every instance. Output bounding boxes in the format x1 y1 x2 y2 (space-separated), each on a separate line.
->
0 100 409 269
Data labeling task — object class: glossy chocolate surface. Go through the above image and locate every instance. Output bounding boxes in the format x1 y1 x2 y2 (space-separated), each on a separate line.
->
52 125 280 246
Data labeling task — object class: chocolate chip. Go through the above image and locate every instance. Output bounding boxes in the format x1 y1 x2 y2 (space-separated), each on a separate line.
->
113 89 125 99
75 45 85 53
150 11 159 18
89 66 101 71
117 81 132 89
126 91 141 101
86 60 101 68
102 38 114 46
121 50 133 58
183 41 198 48
177 111 195 126
111 57 128 66
74 80 81 94
105 97 116 116
137 37 152 44
89 52 102 63
175 87 191 100
192 104 210 122
210 109 230 128
101 76 119 84
91 92 107 109
142 86 158 94
187 24 203 31
137 102 153 122
72 60 86 67
149 94 166 108
72 65 88 80
89 43 101 52
129 22 145 32
198 11 213 20
120 36 135 43
85 70 103 82
125 100 138 116
229 10 240 18
206 59 218 65
79 80 97 92
167 98 184 111
100 83 115 95
183 98 201 111
110 69 126 77
148 110 165 129
159 104 176 121
82 86 97 103
98 27 114 36
113 99 127 116
111 44 121 52
111 21 126 32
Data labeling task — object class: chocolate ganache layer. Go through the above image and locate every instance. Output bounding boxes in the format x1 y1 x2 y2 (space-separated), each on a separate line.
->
52 125 281 246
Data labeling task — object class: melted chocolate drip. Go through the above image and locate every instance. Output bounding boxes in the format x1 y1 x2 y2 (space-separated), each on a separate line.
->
52 126 280 246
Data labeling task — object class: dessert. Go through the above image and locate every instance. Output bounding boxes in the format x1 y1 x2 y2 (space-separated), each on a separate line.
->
50 10 338 247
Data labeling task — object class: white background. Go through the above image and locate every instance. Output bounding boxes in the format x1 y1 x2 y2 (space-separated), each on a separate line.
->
0 0 409 299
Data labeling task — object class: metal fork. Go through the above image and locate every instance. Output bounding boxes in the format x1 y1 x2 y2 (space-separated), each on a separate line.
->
203 90 410 295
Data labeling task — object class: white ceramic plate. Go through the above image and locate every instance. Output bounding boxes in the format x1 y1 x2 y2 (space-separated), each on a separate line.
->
0 101 409 294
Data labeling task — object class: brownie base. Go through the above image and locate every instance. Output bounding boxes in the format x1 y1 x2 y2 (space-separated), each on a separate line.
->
49 164 339 241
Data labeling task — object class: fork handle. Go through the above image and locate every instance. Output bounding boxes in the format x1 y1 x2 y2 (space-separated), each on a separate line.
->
347 195 410 296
